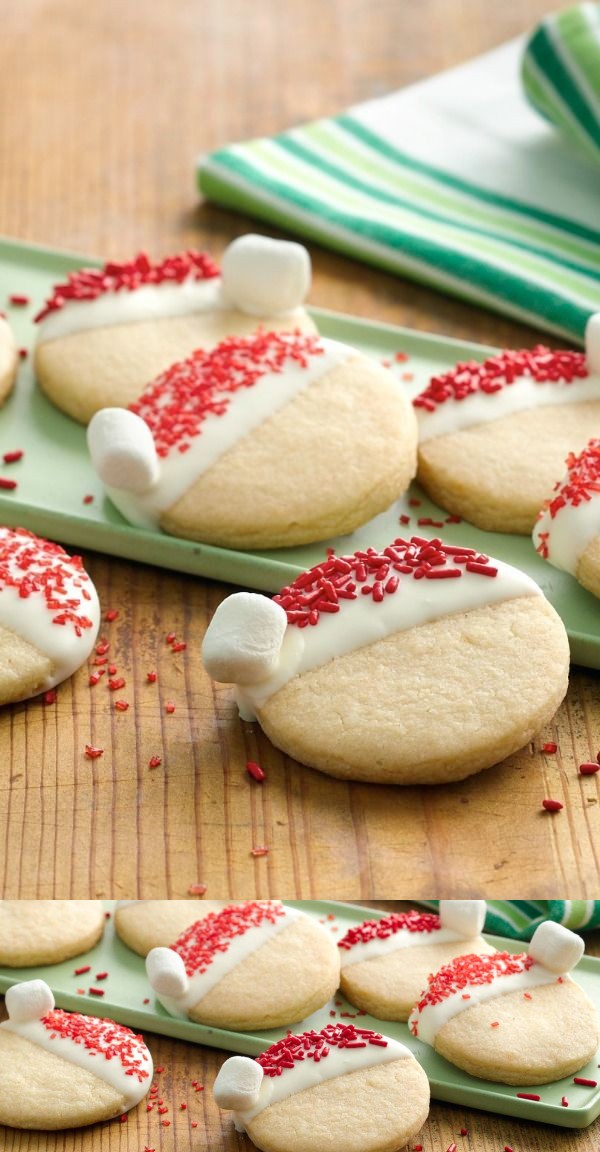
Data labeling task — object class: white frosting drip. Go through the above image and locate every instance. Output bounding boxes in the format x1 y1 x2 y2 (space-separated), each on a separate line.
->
534 493 599 576
104 339 351 529
234 1037 412 1128
409 964 563 1047
339 927 465 969
236 557 542 720
156 904 304 1020
0 531 100 688
417 377 600 442
0 1016 152 1110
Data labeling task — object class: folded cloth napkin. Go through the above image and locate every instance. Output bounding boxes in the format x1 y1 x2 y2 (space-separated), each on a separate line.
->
198 36 600 344
422 900 600 940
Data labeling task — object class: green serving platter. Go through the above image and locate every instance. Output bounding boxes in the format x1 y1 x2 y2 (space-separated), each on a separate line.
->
0 900 599 1129
0 235 598 666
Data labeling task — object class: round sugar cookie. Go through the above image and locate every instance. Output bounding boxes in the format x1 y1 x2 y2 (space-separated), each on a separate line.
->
214 1024 430 1152
202 535 569 784
0 980 152 1129
0 315 18 405
0 901 105 967
34 235 315 425
0 528 100 704
339 902 495 1020
534 438 600 599
409 923 599 1085
115 899 226 957
87 330 418 550
414 329 600 534
145 901 340 1031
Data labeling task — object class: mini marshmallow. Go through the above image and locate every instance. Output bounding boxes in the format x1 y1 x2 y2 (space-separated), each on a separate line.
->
438 900 486 939
146 947 189 997
221 235 311 317
528 921 585 974
585 313 600 375
213 1055 264 1110
87 408 160 494
202 592 288 685
5 979 55 1023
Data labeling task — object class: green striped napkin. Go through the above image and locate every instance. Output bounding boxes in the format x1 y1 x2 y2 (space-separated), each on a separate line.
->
422 901 600 941
198 38 600 344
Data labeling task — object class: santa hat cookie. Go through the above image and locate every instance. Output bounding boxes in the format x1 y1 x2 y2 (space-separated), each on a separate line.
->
115 899 226 958
34 235 315 425
145 901 340 1031
534 437 600 600
0 901 105 967
201 535 569 784
414 316 600 534
0 980 152 1129
339 901 495 1021
0 315 18 407
86 330 418 550
0 527 99 704
409 922 599 1085
213 1023 429 1152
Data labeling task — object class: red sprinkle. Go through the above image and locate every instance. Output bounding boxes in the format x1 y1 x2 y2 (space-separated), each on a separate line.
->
104 609 119 622
148 755 162 769
246 760 266 783
562 1096 569 1106
542 798 563 812
120 1115 127 1123
95 972 108 981
114 699 129 711
84 745 104 759
96 641 110 655
165 701 176 714
9 294 30 306
74 965 91 975
88 987 105 996
574 1077 597 1086
43 689 57 705
188 883 207 895
146 671 157 683
460 1130 468 1137
251 846 269 857
447 1144 457 1152
579 762 600 776
517 1092 541 1101
2 450 23 464
83 494 94 504
108 677 126 691
542 742 557 754
0 477 17 490
415 346 588 413
171 641 187 653
19 347 28 359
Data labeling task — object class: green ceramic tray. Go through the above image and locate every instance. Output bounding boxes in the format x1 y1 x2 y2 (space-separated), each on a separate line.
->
0 235 598 667
0 900 599 1128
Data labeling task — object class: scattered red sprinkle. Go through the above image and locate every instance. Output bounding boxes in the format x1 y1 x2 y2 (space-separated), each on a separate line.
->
9 293 30 306
445 514 462 524
107 663 117 676
84 745 104 759
447 1144 457 1152
95 972 108 981
88 987 105 996
180 1103 187 1110
108 677 126 691
188 883 207 895
148 755 162 769
83 494 94 504
74 965 91 975
490 1021 500 1027
165 701 175 714
19 348 28 359
415 346 588 414
171 641 187 652
93 656 108 666
246 760 266 783
114 699 129 711
542 798 563 812
339 910 441 951
517 1092 541 1101
104 609 119 622
155 1066 165 1074
399 513 411 525
146 670 157 682
43 689 57 705
2 450 23 464
574 1077 597 1086
251 846 269 857
0 477 17 490
96 642 110 655
395 351 409 362
191 1122 198 1128
542 742 557 753
504 1146 514 1152
460 1129 468 1137
120 1114 128 1123
257 1023 389 1076
579 762 600 776
413 1147 423 1151
408 497 421 507
161 1121 171 1127
562 1096 569 1106
88 672 103 686
166 631 177 644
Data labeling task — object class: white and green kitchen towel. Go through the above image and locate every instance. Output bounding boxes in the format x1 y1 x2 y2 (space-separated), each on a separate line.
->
423 901 600 940
198 34 600 344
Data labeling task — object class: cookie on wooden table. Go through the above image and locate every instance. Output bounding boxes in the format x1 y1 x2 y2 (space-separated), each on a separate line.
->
34 234 315 424
414 315 600 534
201 535 569 784
0 980 152 1129
214 1023 430 1152
0 315 18 405
145 901 340 1031
87 330 417 549
534 438 600 599
115 899 226 957
409 922 599 1084
0 901 105 966
339 901 495 1020
0 527 99 705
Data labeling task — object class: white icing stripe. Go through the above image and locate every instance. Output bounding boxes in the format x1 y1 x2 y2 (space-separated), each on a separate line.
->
156 905 304 1019
104 339 352 530
235 1038 411 1127
0 531 100 688
534 493 600 576
36 278 223 343
409 965 562 1047
0 1018 152 1110
417 377 600 442
236 557 542 719
339 928 465 968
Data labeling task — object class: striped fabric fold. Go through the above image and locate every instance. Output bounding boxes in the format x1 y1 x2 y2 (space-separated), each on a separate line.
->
198 38 600 343
422 901 600 940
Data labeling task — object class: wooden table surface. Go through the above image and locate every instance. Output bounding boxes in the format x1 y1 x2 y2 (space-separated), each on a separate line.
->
0 0 599 900
1 903 600 1152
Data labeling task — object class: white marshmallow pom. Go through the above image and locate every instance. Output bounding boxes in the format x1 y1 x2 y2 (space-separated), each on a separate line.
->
528 921 585 974
87 408 160 494
438 900 487 939
213 1056 264 1111
5 979 55 1023
146 947 190 997
585 314 600 374
221 234 311 316
202 592 288 685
